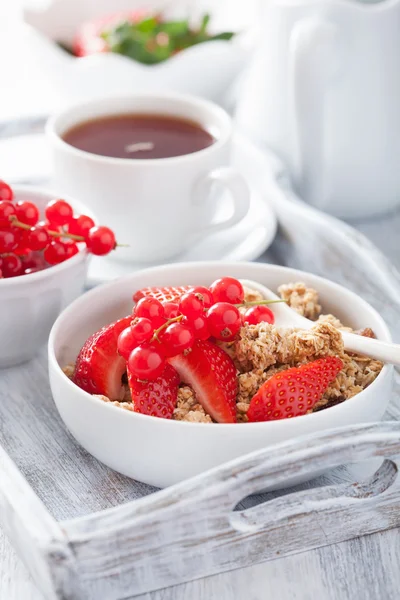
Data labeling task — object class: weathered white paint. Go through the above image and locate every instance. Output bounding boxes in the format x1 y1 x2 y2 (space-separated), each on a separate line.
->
59 422 400 599
2 417 400 599
0 446 79 600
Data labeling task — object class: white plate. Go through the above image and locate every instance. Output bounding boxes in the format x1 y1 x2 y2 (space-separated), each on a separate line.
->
0 132 277 286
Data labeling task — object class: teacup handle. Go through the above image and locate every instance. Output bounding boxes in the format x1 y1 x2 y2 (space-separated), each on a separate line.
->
192 167 250 237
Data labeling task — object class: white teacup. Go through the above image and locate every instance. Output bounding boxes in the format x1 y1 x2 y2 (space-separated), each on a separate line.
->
46 93 250 263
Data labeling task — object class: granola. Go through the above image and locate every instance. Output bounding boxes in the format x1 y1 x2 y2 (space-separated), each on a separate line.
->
278 282 321 320
232 296 383 417
234 321 344 372
173 386 212 423
67 281 384 423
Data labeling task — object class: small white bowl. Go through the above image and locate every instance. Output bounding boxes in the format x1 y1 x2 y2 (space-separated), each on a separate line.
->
1 186 91 368
48 262 393 488
21 23 249 106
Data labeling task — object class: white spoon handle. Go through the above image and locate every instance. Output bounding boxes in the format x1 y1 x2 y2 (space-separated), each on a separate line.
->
341 330 400 366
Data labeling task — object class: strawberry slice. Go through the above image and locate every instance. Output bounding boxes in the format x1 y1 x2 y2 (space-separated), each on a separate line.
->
127 364 179 419
169 340 237 423
247 357 343 422
133 286 193 304
73 316 131 399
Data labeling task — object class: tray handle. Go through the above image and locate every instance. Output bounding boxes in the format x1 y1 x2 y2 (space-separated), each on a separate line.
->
66 421 400 532
230 457 397 533
63 422 400 600
220 421 400 505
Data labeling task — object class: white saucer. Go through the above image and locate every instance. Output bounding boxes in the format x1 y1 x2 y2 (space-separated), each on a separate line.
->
86 186 276 286
0 132 277 287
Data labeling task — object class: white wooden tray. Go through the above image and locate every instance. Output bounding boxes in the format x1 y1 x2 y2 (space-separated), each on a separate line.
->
1 121 400 600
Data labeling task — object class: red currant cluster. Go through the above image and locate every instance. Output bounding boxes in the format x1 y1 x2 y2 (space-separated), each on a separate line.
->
118 277 277 381
0 179 117 278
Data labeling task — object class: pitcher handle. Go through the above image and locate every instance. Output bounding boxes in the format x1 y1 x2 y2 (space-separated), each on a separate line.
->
289 17 337 209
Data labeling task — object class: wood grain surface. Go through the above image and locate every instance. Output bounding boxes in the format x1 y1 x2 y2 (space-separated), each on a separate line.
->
56 422 400 599
2 528 400 600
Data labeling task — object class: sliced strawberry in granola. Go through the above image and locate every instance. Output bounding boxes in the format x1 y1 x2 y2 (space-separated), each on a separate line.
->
133 286 193 304
169 340 237 423
247 356 343 422
73 316 131 400
128 364 179 419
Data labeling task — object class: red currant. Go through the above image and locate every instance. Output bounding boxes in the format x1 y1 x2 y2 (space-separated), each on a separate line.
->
178 291 204 319
161 322 195 357
27 226 50 251
134 297 165 327
183 314 210 341
130 317 154 344
0 201 16 227
43 240 69 265
14 229 31 256
209 277 244 304
243 305 275 326
163 302 180 319
0 180 13 202
2 253 22 277
15 201 39 226
22 251 47 271
128 344 166 380
69 214 95 237
64 241 79 258
45 199 74 226
0 229 18 252
191 286 214 308
86 226 116 256
36 220 49 229
117 327 138 360
207 302 242 341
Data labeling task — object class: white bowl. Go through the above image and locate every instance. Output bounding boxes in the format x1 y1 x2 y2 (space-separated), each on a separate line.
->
48 262 393 488
20 23 249 107
1 186 91 368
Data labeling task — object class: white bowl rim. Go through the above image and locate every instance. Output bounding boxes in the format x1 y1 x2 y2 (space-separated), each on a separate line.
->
0 184 92 287
48 261 392 430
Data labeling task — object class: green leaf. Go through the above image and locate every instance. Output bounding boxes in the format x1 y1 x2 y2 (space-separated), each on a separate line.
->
199 14 210 34
135 17 158 34
208 32 235 42
100 13 235 65
160 20 190 37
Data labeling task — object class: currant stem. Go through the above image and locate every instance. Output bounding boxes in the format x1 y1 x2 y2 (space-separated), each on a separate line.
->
48 229 84 242
235 299 288 308
9 216 85 242
9 217 30 231
152 315 183 342
9 216 126 248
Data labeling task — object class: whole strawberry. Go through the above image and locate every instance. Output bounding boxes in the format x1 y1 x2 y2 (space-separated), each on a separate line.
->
247 356 343 422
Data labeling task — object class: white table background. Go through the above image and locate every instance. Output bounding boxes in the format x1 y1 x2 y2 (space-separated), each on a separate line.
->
1 5 400 598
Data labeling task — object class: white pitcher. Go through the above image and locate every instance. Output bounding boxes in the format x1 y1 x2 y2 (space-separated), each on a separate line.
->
236 0 400 219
